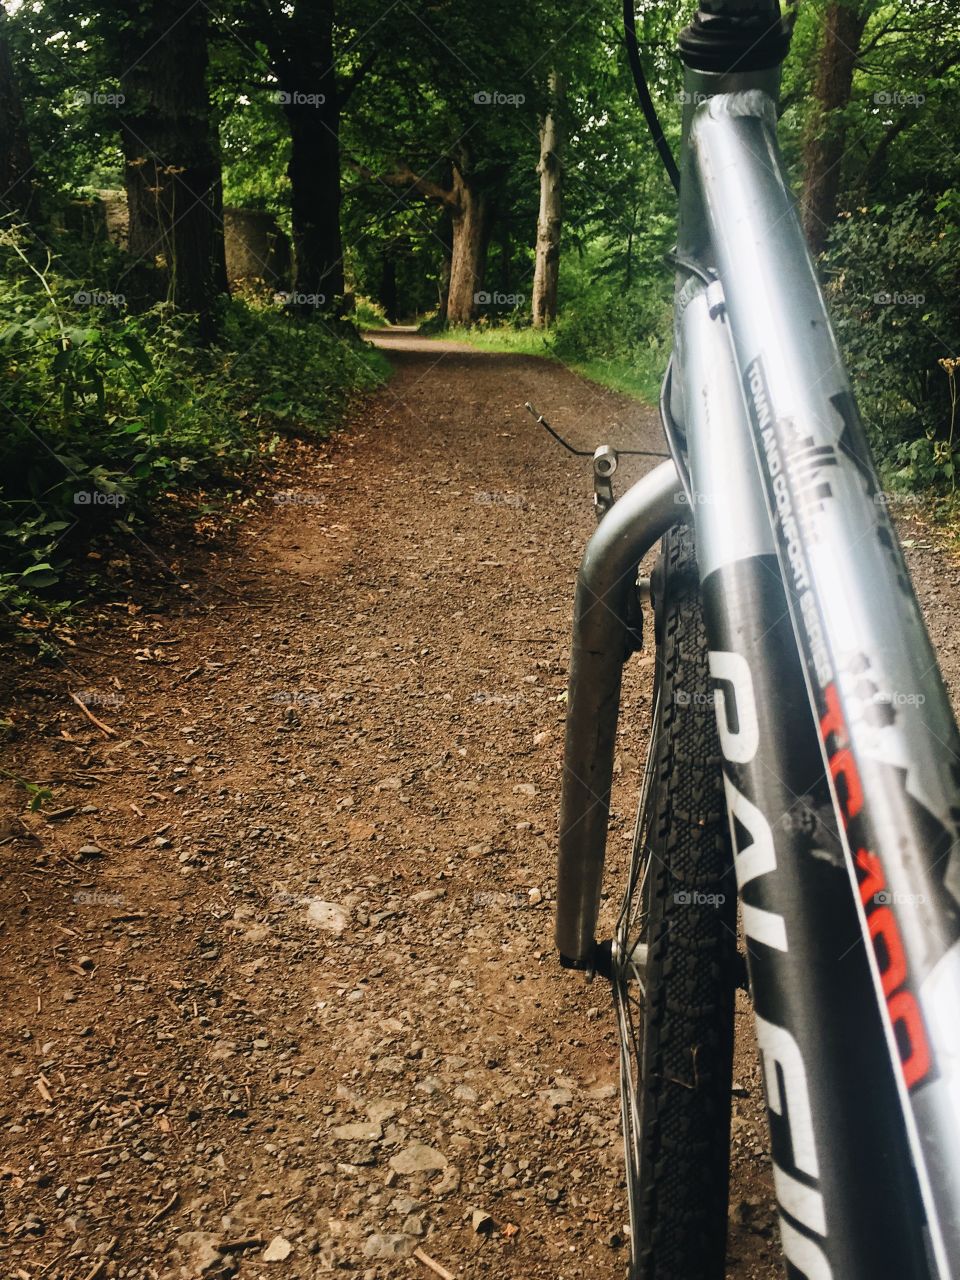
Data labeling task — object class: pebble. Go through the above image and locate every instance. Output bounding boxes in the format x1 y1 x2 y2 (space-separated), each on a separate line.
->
262 1235 293 1262
332 1121 382 1142
363 1232 417 1259
389 1143 447 1175
471 1208 494 1233
305 900 348 933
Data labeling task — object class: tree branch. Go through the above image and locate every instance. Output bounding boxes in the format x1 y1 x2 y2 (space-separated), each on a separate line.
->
347 160 457 207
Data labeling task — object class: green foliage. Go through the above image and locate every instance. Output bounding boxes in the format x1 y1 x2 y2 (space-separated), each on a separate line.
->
0 231 387 619
823 197 959 487
354 297 390 329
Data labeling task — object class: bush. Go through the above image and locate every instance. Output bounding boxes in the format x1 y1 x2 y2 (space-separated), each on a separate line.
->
823 197 960 488
0 229 388 617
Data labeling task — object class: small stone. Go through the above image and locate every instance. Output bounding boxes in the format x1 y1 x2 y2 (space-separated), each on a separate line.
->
434 1165 461 1196
389 1143 447 1175
544 1186 562 1204
177 1231 222 1274
332 1121 382 1142
471 1208 494 1233
375 776 402 791
513 783 537 797
366 1099 399 1125
305 900 348 933
78 845 103 858
410 888 445 904
528 887 543 905
262 1235 293 1262
362 1232 416 1259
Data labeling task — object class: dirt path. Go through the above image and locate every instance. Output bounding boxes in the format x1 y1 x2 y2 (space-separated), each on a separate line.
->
1 332 957 1280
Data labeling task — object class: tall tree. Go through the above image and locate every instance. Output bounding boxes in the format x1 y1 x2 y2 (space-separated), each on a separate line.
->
243 0 348 312
800 0 868 255
118 1 227 338
532 72 563 328
0 8 35 221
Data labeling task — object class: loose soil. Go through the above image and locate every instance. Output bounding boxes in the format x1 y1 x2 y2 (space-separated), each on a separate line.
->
2 331 957 1280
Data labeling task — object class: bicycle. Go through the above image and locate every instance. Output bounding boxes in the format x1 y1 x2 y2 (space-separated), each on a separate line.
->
553 2 960 1277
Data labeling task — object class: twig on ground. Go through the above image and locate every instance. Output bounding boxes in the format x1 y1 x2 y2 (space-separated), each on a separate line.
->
69 693 118 738
146 1190 179 1226
413 1247 455 1280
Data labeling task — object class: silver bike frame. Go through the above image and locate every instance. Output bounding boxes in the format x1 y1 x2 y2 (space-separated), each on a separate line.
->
679 89 960 1276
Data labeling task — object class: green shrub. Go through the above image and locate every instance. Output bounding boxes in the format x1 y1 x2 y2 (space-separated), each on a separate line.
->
0 230 388 617
823 197 959 488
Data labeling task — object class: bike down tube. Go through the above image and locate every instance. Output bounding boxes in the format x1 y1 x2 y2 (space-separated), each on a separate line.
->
680 278 931 1277
690 91 960 1274
555 460 684 964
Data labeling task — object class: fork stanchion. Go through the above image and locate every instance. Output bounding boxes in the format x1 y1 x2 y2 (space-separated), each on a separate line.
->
555 459 684 965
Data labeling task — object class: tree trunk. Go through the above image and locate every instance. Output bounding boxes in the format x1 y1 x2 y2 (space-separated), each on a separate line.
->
278 0 344 313
119 0 226 340
532 73 563 328
801 0 867 256
437 207 453 322
446 167 491 326
0 9 35 220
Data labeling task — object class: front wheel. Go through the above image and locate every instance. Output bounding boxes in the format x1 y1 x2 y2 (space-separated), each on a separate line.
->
612 522 738 1279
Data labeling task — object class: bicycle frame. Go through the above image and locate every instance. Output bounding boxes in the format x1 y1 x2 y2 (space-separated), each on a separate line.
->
556 19 960 1280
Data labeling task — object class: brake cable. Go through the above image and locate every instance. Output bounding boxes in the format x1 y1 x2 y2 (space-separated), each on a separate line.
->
623 0 680 192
